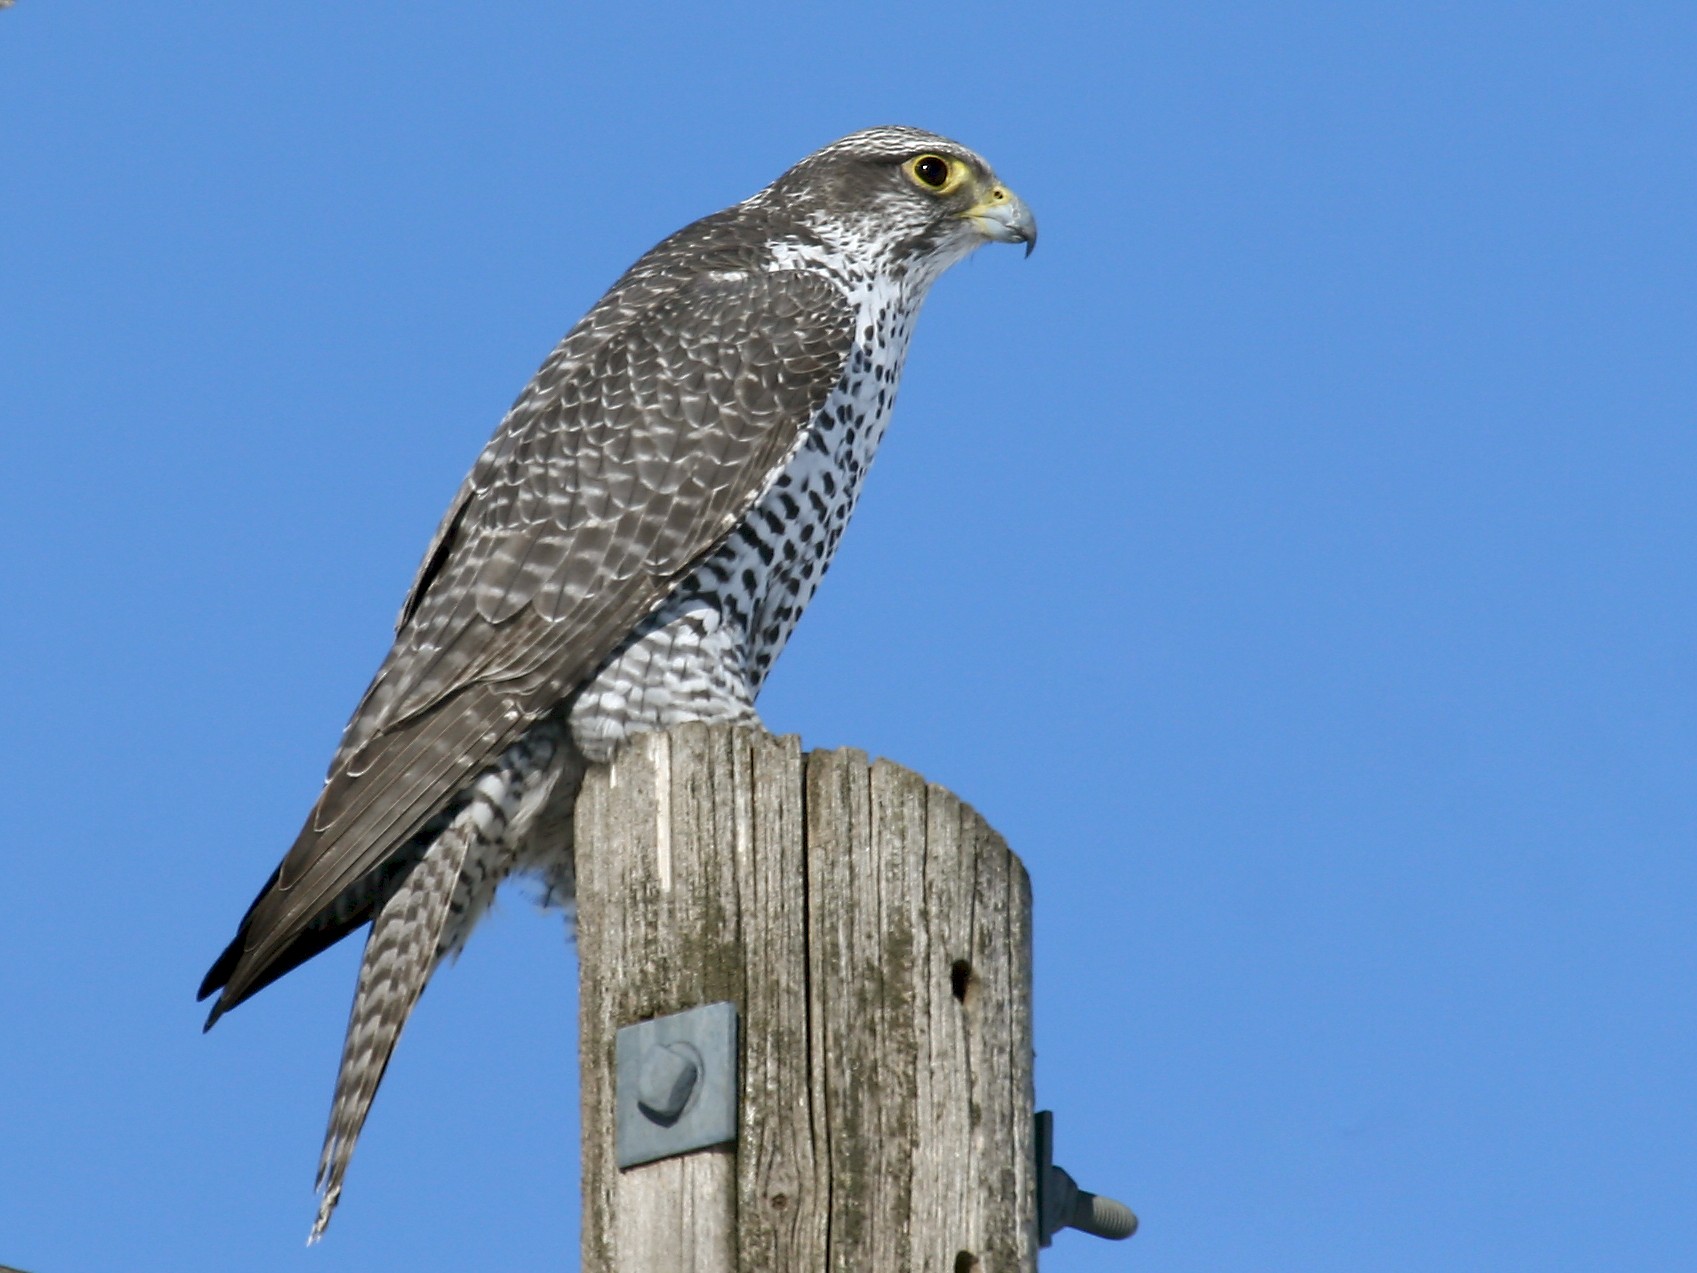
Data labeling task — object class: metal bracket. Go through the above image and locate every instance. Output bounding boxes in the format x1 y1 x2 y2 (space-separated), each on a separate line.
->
615 1001 738 1169
1036 1109 1138 1247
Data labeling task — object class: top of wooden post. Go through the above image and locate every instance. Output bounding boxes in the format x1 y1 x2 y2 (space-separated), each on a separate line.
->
575 724 1037 1272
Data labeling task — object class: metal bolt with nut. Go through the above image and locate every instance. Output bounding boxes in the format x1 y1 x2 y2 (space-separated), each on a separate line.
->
1036 1110 1138 1247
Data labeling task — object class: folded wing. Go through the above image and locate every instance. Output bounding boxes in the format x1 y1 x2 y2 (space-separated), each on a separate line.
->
201 255 852 1021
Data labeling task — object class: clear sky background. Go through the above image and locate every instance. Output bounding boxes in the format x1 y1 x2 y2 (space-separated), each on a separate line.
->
3 3 1693 1270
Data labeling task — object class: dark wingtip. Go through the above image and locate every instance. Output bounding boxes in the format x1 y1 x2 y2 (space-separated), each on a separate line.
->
198 944 237 1002
198 928 246 1030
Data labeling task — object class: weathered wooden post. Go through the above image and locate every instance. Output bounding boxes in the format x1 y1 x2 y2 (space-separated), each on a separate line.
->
575 722 1037 1271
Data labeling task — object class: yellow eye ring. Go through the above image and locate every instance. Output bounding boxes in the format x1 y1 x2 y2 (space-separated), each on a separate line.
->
908 153 955 191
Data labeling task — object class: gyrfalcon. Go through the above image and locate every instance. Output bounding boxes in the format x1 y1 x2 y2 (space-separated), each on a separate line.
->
198 125 1035 1239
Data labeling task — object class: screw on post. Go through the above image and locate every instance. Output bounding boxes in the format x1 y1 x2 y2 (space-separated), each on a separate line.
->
1035 1110 1138 1247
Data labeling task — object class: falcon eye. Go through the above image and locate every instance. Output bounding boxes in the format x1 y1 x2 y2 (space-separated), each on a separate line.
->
909 154 953 190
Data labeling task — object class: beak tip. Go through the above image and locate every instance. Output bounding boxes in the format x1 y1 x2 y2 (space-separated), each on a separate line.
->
967 184 1037 257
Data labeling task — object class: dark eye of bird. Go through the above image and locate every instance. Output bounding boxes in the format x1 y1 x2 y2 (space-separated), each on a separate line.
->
913 155 950 188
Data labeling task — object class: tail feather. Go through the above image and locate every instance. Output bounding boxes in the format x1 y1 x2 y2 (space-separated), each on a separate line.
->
308 816 474 1242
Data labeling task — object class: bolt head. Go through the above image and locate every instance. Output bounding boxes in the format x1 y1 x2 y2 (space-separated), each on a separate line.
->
636 1042 700 1122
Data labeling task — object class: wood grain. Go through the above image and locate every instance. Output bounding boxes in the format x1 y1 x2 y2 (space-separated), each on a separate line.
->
577 724 1035 1270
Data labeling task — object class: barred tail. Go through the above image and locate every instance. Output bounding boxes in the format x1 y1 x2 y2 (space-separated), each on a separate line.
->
308 817 473 1243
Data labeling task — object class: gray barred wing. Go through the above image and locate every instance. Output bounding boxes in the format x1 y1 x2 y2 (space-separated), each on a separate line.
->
203 264 852 1017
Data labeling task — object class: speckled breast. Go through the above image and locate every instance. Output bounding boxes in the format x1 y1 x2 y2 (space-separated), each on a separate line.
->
566 269 920 762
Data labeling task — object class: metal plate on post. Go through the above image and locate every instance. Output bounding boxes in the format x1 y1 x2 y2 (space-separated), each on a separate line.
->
615 1000 738 1169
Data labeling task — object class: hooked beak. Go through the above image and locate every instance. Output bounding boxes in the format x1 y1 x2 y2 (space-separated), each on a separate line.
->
963 183 1037 257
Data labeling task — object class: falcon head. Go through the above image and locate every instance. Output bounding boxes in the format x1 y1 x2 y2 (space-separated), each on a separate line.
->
757 126 1036 279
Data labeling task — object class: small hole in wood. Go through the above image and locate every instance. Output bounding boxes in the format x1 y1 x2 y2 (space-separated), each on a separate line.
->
954 1252 980 1272
950 959 974 1004
769 1191 788 1210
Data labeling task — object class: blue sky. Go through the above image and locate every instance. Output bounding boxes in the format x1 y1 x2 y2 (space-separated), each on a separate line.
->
3 3 1694 1269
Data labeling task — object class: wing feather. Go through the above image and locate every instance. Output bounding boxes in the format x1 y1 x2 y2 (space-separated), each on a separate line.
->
204 241 853 1017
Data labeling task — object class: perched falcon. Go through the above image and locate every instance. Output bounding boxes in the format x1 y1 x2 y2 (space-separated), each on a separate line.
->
199 125 1035 1238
